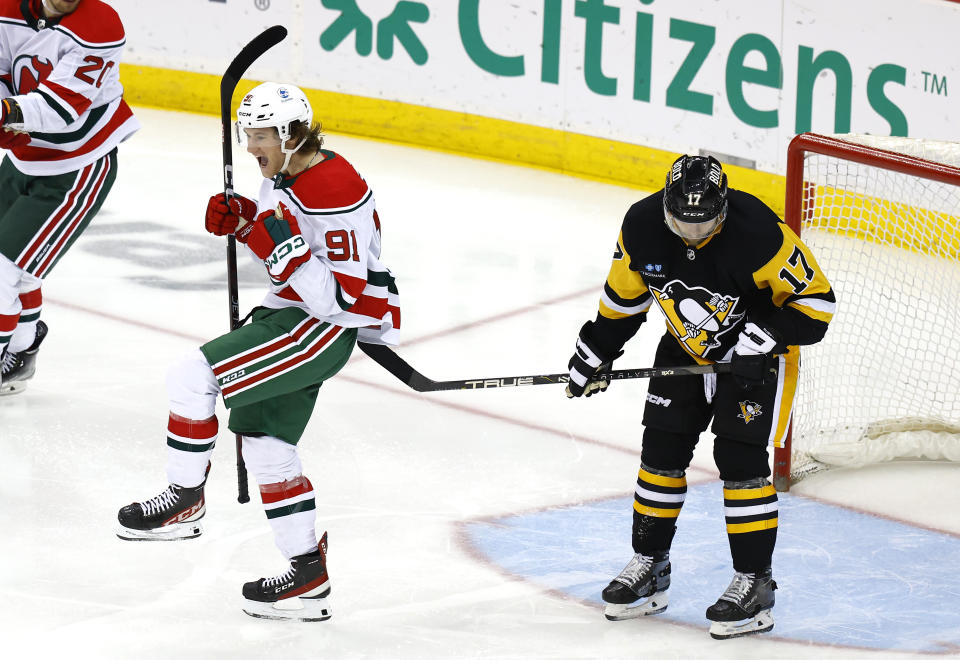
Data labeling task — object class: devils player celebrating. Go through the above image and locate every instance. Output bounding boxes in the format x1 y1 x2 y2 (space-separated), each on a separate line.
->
0 0 139 394
565 155 834 638
116 83 400 622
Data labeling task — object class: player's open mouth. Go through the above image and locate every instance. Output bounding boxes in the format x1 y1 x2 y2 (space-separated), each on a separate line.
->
257 156 269 167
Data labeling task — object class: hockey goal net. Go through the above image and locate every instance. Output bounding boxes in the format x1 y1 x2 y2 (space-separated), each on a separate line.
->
773 133 960 490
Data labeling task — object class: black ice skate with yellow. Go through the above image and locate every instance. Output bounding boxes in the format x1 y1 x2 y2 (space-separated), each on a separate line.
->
242 532 332 622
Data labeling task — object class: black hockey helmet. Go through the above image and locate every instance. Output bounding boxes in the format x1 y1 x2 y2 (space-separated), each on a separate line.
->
663 155 728 242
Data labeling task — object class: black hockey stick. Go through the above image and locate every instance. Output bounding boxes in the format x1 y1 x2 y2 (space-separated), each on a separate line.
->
358 342 731 393
220 25 288 504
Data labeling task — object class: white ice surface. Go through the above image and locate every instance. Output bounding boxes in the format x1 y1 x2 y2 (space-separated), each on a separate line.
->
1 107 958 659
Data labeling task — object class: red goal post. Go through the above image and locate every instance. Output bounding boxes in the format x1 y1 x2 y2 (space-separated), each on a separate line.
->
773 133 960 491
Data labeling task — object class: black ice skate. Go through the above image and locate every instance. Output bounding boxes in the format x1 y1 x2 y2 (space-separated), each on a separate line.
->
242 532 332 622
0 320 48 396
706 568 777 639
601 551 671 620
116 480 206 541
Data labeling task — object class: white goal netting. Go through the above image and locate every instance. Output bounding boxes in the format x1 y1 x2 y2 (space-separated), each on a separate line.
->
787 134 960 481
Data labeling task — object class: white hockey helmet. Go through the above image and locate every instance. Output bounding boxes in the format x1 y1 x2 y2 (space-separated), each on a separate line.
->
235 82 313 168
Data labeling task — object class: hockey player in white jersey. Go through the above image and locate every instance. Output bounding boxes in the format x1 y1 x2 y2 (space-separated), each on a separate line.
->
0 0 139 394
116 83 400 622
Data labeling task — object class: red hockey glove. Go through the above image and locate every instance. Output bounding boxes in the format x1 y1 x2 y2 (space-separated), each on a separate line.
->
246 202 311 284
204 192 257 237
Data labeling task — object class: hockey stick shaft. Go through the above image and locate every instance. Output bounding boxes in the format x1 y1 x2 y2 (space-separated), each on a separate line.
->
220 25 287 504
358 342 730 393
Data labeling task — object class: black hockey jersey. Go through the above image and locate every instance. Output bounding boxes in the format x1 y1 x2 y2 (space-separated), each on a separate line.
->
592 188 835 364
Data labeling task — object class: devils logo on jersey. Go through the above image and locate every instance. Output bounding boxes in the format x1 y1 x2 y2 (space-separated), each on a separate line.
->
14 55 54 94
649 280 743 358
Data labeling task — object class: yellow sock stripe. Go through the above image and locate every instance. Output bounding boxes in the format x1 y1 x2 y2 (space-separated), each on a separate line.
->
638 468 687 489
633 500 682 519
723 484 776 500
726 518 779 534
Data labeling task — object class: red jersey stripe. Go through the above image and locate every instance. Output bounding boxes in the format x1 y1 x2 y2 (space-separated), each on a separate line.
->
36 156 112 276
222 325 343 397
212 317 322 377
13 102 135 161
333 270 366 300
16 162 94 267
41 80 93 116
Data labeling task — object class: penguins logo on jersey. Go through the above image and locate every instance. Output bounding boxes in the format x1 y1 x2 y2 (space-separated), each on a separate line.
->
649 280 743 358
738 400 763 424
14 55 54 94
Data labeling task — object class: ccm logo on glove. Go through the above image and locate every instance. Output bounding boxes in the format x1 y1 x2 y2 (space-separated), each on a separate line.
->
246 202 312 285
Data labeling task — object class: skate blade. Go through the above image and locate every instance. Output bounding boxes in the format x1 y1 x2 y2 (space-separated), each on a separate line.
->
708 609 774 639
0 381 28 396
242 595 332 622
116 521 203 541
604 591 669 621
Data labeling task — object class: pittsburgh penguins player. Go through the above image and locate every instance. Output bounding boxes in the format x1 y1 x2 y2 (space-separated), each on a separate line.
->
565 155 834 639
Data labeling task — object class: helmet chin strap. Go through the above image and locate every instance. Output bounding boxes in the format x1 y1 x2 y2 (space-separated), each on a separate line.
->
279 137 308 173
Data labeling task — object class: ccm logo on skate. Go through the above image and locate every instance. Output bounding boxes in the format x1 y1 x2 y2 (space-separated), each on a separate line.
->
166 504 201 525
274 583 294 594
222 369 246 384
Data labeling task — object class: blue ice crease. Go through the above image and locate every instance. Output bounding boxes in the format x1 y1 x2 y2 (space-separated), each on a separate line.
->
462 484 960 652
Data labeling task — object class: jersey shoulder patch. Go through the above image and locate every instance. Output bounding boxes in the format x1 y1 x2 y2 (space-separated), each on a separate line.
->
287 151 371 214
59 0 125 46
0 0 23 21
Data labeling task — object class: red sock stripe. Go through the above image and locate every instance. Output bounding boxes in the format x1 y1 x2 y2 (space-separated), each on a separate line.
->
167 413 218 439
259 475 313 504
19 288 42 309
0 313 17 334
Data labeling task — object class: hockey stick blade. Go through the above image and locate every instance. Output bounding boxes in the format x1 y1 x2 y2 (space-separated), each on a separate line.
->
221 25 287 100
358 342 731 393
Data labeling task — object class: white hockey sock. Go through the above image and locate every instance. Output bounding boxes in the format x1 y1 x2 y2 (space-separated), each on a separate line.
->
165 413 217 487
242 435 318 559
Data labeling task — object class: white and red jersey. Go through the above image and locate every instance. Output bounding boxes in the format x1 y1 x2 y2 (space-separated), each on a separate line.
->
251 150 401 345
0 0 139 175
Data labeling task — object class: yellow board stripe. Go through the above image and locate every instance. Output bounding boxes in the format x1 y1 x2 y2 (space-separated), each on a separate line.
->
723 485 777 500
726 518 779 534
633 500 682 519
117 63 786 216
639 468 686 489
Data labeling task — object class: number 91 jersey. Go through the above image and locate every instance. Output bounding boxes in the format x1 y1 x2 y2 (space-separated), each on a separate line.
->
599 188 835 363
254 151 401 346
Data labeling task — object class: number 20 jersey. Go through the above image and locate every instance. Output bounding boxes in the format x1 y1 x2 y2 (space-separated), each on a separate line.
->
597 188 835 364
0 0 139 175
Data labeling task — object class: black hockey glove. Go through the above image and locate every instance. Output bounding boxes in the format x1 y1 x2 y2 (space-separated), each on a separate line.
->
731 320 784 389
566 321 623 398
